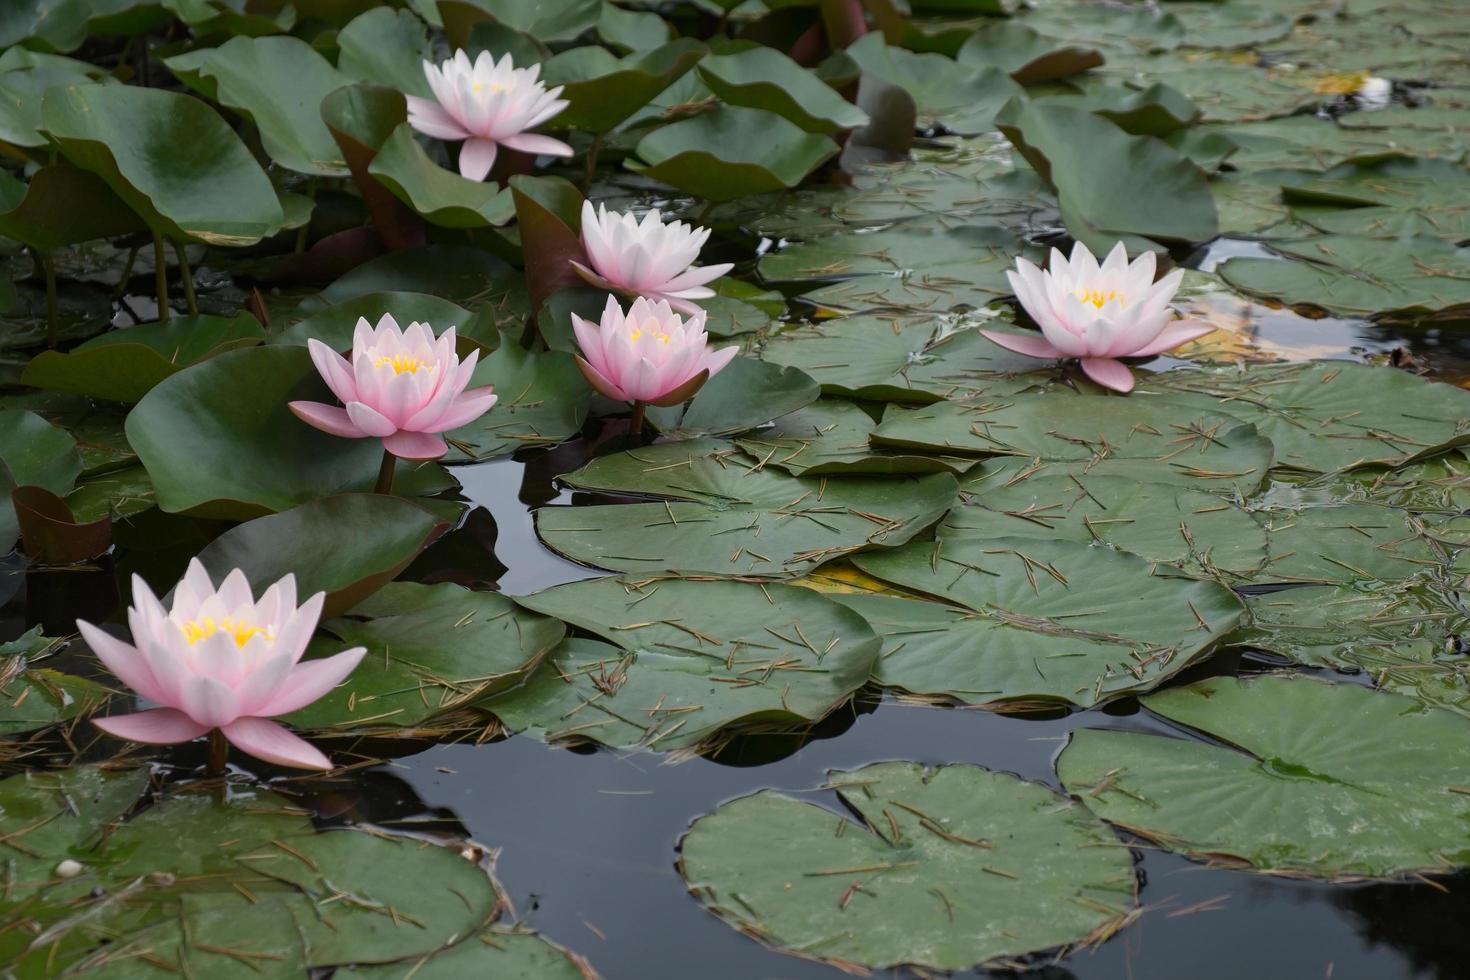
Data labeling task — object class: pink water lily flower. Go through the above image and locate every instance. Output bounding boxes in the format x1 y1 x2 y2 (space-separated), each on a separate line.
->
81 560 366 771
290 314 497 461
572 203 734 316
406 50 573 182
573 295 738 407
981 242 1213 393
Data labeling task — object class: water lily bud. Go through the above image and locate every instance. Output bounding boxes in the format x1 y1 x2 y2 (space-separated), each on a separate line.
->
572 203 734 315
290 314 498 461
981 242 1214 393
406 51 573 181
572 295 738 407
80 560 367 770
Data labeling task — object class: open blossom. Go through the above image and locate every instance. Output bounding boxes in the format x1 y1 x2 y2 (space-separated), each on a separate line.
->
981 242 1212 393
81 560 365 770
406 50 572 182
573 295 738 406
572 203 733 315
290 314 497 460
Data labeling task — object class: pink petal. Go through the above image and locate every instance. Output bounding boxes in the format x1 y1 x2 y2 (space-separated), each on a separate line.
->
458 138 497 181
570 261 618 294
289 401 368 439
383 430 448 459
257 647 367 716
306 339 357 403
428 387 498 431
76 621 167 704
1080 358 1136 392
979 329 1066 360
94 708 210 745
1128 318 1216 358
221 717 332 771
405 95 471 141
345 401 398 438
180 675 241 729
659 263 733 294
498 132 574 157
664 295 705 316
576 354 630 402
701 345 739 379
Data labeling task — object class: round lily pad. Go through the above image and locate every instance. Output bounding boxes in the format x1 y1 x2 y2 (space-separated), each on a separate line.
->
1058 674 1470 879
849 536 1243 707
537 437 958 578
506 577 880 750
1250 504 1446 586
679 761 1135 972
735 400 977 476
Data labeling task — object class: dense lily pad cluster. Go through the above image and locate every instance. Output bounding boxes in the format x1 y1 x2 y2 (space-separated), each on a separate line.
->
2 0 1470 975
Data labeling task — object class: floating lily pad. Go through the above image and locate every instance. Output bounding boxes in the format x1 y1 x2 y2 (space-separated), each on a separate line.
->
760 315 1045 403
759 225 1024 300
288 582 563 731
192 494 449 618
847 34 1024 134
941 473 1268 576
630 106 839 202
166 35 349 177
537 438 957 578
1058 674 1470 879
646 356 820 437
1140 362 1470 472
1280 157 1470 240
308 245 528 314
1250 504 1445 586
547 39 706 133
41 83 285 247
505 577 879 749
337 927 596 980
873 393 1273 493
851 536 1243 706
679 762 1135 971
0 629 111 736
21 313 264 403
446 342 590 459
956 21 1103 85
274 292 474 350
735 400 976 476
0 164 143 251
336 6 435 98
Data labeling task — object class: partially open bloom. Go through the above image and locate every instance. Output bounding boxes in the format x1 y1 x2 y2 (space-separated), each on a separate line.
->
573 295 738 406
290 314 497 460
981 242 1212 393
81 560 366 770
406 50 572 182
572 203 734 315
1356 76 1392 109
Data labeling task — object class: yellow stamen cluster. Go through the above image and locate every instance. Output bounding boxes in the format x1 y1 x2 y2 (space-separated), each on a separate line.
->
628 319 671 344
1077 287 1122 310
180 617 272 648
373 353 434 375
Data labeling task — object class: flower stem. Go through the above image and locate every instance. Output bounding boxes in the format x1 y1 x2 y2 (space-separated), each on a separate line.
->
152 232 169 322
628 402 646 438
32 248 57 349
171 240 197 315
375 448 397 495
207 729 228 776
582 133 603 194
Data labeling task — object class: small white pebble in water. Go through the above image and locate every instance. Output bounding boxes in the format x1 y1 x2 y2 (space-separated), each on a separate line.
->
1357 77 1392 110
55 859 83 878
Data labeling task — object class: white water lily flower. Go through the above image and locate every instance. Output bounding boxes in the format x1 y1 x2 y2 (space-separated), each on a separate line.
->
572 202 734 315
406 50 572 182
1356 76 1392 110
980 242 1212 393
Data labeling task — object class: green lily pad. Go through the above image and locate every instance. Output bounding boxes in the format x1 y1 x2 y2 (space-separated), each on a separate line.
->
537 437 957 578
309 245 528 314
286 581 562 731
941 473 1268 576
645 356 820 437
873 393 1273 493
1279 157 1470 241
1250 504 1446 586
760 315 1046 403
274 292 474 350
369 124 516 228
735 400 976 476
446 342 590 459
41 83 286 247
698 46 868 134
0 408 83 552
21 313 265 403
126 345 449 519
166 35 349 177
1139 362 1470 472
679 761 1135 971
846 34 1024 134
997 99 1217 249
630 106 839 202
66 463 155 523
1058 674 1470 879
193 494 449 618
0 629 111 736
956 21 1103 85
0 164 144 252
0 64 108 148
337 6 435 98
598 2 670 53
1038 81 1200 137
507 577 880 749
547 39 706 133
850 536 1243 706
337 927 596 979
